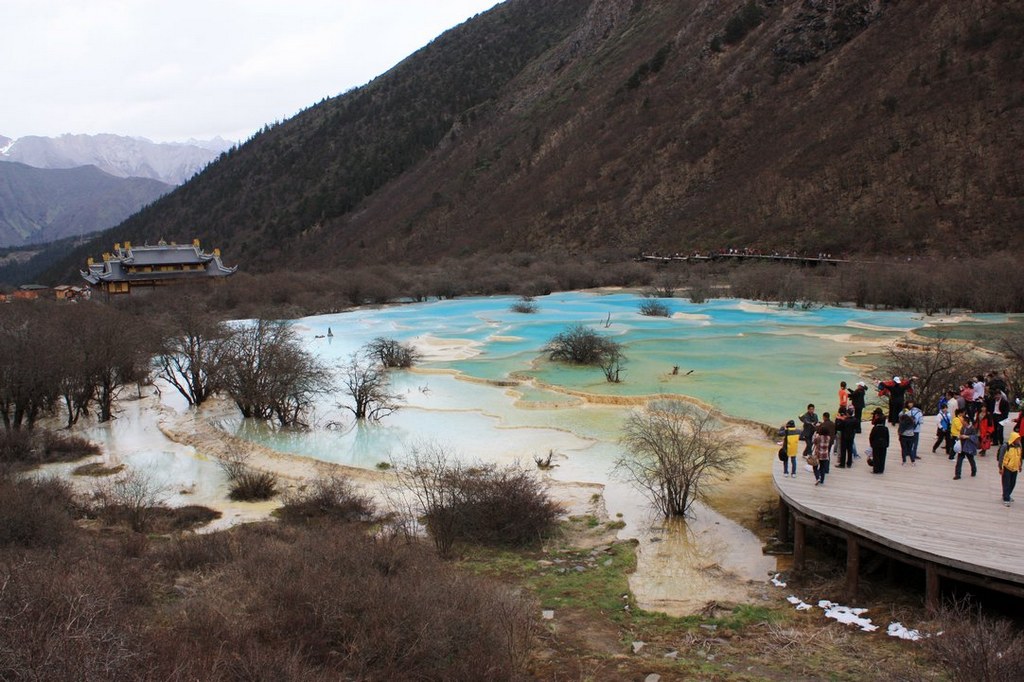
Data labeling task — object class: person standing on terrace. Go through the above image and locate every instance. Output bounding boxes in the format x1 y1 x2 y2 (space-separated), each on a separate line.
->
1000 432 1021 507
876 376 915 426
799 404 819 457
869 408 890 474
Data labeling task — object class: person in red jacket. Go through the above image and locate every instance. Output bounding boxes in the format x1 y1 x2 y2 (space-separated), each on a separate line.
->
875 375 916 426
976 403 994 456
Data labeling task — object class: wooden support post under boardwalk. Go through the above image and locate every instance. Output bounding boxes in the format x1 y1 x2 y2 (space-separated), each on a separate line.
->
778 496 790 544
925 563 940 614
793 519 806 570
846 535 860 599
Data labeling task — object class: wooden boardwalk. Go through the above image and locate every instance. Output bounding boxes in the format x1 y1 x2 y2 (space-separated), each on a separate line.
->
638 253 851 266
773 417 1024 608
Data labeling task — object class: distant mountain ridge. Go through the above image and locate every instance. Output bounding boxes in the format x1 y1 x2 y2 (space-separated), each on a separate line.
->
0 133 233 185
0 162 171 248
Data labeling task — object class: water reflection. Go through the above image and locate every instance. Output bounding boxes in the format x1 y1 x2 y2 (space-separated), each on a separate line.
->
630 509 776 616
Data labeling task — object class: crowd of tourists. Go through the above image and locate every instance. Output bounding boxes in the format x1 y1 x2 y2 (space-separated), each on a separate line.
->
778 372 1022 507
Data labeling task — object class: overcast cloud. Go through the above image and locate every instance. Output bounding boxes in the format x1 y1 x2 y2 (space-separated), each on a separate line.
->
1 0 500 143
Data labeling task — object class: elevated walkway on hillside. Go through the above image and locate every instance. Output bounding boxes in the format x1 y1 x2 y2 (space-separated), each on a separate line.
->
638 253 850 266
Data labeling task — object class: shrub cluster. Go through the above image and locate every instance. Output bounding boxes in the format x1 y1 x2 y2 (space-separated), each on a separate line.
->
438 464 564 547
545 323 621 365
219 452 278 502
277 473 374 525
638 299 671 317
926 600 1024 681
0 428 99 469
397 447 563 556
0 487 537 680
0 476 78 549
509 295 539 314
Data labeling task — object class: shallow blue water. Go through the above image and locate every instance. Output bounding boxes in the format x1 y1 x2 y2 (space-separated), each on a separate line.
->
220 292 1006 475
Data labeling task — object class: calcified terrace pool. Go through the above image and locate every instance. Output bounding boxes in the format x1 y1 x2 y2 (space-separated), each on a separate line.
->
221 292 1007 482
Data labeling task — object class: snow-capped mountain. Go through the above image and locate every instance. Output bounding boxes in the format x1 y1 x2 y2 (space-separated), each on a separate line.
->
0 133 234 185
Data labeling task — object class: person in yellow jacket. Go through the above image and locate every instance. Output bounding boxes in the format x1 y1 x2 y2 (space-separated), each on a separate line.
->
1000 431 1022 507
778 419 802 478
949 408 965 461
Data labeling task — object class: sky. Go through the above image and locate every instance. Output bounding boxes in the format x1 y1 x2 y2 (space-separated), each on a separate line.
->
1 0 501 143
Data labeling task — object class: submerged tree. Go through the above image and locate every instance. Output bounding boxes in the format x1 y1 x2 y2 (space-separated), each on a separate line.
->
616 400 739 518
155 303 233 407
221 319 330 427
364 336 421 369
544 323 625 382
338 353 403 421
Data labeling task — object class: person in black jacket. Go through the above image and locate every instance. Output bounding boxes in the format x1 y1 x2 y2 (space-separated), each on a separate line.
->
989 389 1010 446
868 408 890 474
799 404 819 456
835 406 858 468
850 382 867 432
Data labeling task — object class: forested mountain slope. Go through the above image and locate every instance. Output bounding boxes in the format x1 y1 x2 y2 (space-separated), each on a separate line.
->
46 0 1024 281
0 163 171 247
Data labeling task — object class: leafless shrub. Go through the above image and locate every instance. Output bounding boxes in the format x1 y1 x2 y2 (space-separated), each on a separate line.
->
147 505 222 533
143 523 535 680
926 599 1024 681
39 431 100 461
278 472 375 524
92 468 168 533
0 428 35 469
392 443 562 557
638 299 671 317
161 533 238 572
72 462 126 477
545 324 626 382
0 552 144 680
0 477 77 548
219 451 278 502
510 295 539 314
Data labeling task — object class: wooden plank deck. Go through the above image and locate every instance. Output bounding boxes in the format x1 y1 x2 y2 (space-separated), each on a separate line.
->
773 416 1024 587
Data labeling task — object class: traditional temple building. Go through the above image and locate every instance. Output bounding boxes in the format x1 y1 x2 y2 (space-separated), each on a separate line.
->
81 239 237 294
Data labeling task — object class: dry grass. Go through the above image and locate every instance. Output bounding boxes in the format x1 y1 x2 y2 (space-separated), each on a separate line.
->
72 461 125 477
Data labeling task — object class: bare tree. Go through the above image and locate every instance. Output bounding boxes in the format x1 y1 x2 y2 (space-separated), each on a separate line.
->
221 319 331 427
880 336 985 413
616 400 740 518
364 336 420 369
78 304 152 423
648 272 680 298
0 309 60 430
599 344 626 383
155 303 232 407
338 353 403 421
999 333 1024 401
